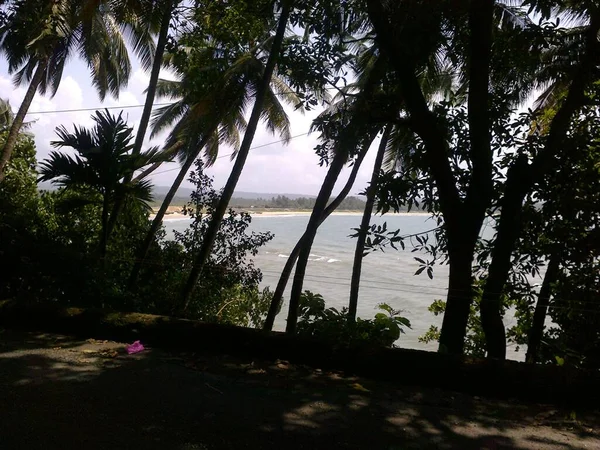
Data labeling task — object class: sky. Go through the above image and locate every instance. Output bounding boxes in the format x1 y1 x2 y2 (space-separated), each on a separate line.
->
0 56 379 197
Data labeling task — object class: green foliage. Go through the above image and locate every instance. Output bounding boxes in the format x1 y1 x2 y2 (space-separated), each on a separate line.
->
132 160 274 326
296 291 411 348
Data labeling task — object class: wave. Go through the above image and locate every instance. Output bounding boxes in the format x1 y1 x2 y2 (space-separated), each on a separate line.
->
161 217 193 222
327 258 341 263
278 254 289 258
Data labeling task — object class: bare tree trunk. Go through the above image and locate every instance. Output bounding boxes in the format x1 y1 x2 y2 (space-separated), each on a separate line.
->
286 151 347 333
0 59 48 183
526 253 560 363
178 1 292 313
348 127 389 322
263 143 371 331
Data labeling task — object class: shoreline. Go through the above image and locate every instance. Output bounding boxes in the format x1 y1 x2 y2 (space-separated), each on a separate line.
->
154 210 431 221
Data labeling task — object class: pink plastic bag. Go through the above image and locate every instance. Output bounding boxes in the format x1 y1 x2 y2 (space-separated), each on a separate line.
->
126 340 145 355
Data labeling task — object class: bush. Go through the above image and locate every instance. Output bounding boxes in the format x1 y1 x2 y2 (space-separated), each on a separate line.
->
296 291 411 347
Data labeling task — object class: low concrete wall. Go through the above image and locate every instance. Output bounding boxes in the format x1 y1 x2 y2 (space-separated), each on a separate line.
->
1 300 597 406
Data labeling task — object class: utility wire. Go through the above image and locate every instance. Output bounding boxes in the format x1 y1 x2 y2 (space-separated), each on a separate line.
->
24 87 341 116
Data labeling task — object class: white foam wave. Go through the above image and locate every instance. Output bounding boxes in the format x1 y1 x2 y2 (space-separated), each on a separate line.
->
327 258 341 263
278 254 289 258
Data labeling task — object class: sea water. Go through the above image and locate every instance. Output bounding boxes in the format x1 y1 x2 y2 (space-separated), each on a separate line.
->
163 213 530 359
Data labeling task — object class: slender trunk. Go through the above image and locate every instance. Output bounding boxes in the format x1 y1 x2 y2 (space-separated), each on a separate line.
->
348 127 389 322
0 59 48 183
526 253 560 363
105 3 172 235
128 140 207 289
480 154 529 359
263 143 371 331
179 1 292 312
286 152 347 333
133 1 171 158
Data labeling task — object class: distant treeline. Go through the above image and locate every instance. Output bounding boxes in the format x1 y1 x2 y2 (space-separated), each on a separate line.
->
230 195 367 210
150 193 417 212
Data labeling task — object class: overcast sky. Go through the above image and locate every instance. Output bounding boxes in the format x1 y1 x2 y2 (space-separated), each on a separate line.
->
1 55 379 196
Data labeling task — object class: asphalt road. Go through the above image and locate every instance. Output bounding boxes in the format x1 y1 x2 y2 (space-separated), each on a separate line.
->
0 330 598 449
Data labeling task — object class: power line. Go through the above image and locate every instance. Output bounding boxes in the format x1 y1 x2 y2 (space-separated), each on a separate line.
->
24 87 340 116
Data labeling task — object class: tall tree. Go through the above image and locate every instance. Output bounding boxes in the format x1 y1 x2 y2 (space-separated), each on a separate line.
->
365 0 557 356
128 35 299 288
0 0 155 182
284 56 389 333
479 3 600 359
178 0 293 312
105 0 176 233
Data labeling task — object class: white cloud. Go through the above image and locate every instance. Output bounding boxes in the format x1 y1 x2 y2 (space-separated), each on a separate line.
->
1 61 375 196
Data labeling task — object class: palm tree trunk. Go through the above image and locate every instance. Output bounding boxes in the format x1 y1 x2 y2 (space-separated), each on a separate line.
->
104 2 172 236
263 143 371 331
132 1 172 157
178 0 293 312
526 253 560 363
0 59 48 183
286 151 347 333
348 127 389 322
128 140 208 289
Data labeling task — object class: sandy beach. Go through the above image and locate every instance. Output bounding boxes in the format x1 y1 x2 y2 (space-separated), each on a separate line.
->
153 210 431 221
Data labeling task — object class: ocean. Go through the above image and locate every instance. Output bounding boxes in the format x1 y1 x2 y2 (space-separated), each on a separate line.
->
163 213 530 360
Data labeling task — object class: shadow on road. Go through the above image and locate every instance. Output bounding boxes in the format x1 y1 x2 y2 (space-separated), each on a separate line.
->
0 330 597 449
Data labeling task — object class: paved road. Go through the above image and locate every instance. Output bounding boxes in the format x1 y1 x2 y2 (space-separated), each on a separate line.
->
0 330 598 449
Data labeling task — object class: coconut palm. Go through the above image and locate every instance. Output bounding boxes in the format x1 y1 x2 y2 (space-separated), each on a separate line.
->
284 52 391 333
178 0 295 312
263 140 372 331
129 27 303 289
0 0 155 182
38 110 165 256
105 0 179 231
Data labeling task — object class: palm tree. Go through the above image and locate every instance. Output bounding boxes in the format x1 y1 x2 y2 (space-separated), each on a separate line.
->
0 0 155 182
128 31 302 289
105 0 177 230
178 0 295 312
284 55 390 333
263 141 371 331
38 110 165 256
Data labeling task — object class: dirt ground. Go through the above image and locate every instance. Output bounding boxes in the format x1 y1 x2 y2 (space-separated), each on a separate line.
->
0 329 598 449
